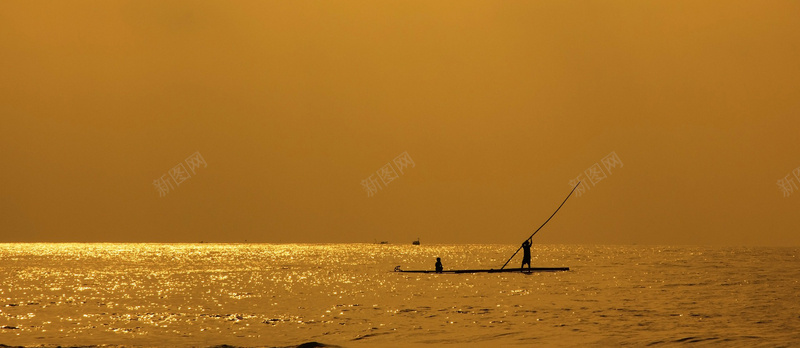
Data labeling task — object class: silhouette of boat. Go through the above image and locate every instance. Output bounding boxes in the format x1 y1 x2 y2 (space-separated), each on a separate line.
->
396 184 578 275
394 266 568 274
412 238 420 245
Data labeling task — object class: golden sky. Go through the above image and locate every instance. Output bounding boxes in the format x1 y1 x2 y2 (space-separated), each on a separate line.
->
2 1 799 245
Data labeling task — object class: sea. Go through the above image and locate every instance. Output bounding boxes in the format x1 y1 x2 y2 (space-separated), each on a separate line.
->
0 243 798 347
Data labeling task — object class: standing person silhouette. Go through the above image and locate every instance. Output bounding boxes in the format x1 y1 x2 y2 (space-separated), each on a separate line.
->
521 239 532 269
435 257 443 273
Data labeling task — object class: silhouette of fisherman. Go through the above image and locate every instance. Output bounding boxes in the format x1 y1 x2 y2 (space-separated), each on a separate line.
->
435 257 443 273
521 239 532 269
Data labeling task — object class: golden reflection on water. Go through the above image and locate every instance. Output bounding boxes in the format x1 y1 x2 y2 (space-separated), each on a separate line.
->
1 243 799 346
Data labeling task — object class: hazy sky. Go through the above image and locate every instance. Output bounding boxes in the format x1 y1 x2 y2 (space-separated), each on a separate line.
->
2 1 799 245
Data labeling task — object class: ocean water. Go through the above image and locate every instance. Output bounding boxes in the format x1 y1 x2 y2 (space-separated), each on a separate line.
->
0 243 798 347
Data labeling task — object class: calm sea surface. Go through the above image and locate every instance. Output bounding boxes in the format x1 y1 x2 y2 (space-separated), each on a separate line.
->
0 243 798 347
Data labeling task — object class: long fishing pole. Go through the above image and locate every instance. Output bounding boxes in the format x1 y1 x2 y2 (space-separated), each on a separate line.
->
500 181 581 270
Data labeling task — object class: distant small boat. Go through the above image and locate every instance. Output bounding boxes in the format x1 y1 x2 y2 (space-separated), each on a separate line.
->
412 238 420 245
394 266 568 274
379 241 389 244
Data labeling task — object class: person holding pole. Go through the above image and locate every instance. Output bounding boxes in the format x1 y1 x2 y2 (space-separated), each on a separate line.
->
521 239 532 269
500 181 581 270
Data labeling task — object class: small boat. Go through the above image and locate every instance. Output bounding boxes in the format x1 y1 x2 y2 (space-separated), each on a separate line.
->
394 266 568 274
394 183 578 276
